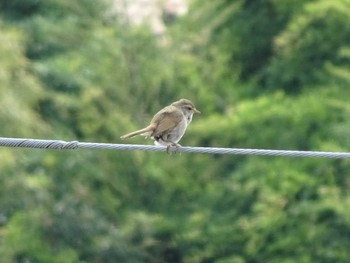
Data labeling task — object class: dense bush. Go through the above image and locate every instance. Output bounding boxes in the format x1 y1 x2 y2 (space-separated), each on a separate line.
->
1 0 350 262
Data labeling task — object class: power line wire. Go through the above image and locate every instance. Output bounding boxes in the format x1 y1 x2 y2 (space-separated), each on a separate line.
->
0 137 349 158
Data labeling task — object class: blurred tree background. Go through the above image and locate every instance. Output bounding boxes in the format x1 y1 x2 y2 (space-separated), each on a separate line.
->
1 0 350 262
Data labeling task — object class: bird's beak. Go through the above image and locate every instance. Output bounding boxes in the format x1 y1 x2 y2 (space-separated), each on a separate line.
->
194 108 201 114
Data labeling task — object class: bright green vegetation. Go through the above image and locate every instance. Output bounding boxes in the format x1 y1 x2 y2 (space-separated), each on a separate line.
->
1 0 350 262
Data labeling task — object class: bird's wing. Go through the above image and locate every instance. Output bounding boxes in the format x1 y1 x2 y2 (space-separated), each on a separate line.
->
151 106 183 136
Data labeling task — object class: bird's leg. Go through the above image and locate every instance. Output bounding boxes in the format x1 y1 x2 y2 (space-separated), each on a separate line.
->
155 135 181 154
166 143 181 154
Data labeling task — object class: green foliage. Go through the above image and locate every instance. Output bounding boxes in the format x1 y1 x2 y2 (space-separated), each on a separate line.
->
0 25 47 139
266 0 350 91
1 0 350 262
1 211 81 263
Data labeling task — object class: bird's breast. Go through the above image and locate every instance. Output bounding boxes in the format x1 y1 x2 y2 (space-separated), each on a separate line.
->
167 117 188 143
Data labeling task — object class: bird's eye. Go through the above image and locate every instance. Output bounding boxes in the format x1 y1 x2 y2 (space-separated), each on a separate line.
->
186 106 192 110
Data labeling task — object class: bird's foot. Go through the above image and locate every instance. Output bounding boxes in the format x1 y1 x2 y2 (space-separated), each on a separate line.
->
166 143 181 154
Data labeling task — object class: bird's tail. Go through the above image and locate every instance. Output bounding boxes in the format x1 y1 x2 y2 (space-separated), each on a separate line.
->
120 125 154 139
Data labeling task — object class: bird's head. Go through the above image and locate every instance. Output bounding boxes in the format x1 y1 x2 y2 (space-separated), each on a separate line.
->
172 98 200 115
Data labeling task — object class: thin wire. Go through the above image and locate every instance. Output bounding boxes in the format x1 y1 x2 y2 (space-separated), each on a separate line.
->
0 137 349 159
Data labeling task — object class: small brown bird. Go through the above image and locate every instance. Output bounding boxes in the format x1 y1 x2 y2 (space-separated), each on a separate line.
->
120 99 200 150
